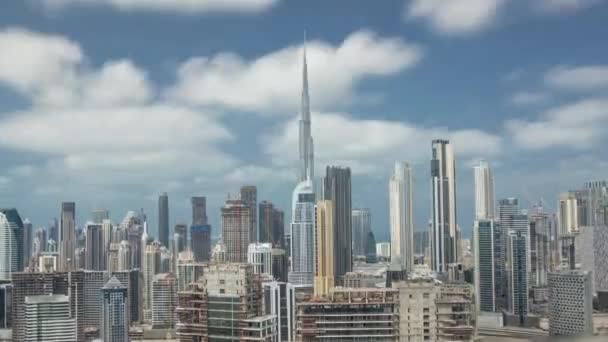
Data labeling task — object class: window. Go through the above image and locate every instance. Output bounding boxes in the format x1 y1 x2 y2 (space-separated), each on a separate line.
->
220 279 225 285
423 293 429 299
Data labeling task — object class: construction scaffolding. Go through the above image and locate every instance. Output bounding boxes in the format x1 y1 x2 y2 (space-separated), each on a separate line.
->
296 288 400 341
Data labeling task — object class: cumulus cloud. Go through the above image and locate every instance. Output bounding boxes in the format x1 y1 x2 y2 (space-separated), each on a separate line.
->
545 65 608 91
537 0 603 13
506 98 608 150
42 0 279 14
405 0 507 35
0 28 152 107
263 111 502 176
167 30 422 113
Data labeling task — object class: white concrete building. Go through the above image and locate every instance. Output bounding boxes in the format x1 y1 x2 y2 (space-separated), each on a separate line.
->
390 161 414 271
248 242 273 277
24 295 76 342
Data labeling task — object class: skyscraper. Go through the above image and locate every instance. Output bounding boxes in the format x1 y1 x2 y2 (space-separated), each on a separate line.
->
272 208 285 248
221 198 251 263
474 219 503 312
558 192 579 236
507 230 529 323
289 180 315 286
324 166 352 284
92 208 109 224
190 196 207 225
23 218 32 269
102 277 129 342
259 201 275 244
158 193 169 248
190 224 211 262
548 270 594 336
474 160 495 220
389 161 414 271
59 202 76 271
0 208 24 280
240 185 257 242
314 200 335 297
352 208 371 258
143 241 161 323
430 140 457 273
152 273 177 329
247 242 273 277
298 37 314 183
85 222 104 270
173 224 187 256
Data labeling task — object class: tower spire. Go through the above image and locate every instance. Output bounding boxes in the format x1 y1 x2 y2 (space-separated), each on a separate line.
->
298 30 313 182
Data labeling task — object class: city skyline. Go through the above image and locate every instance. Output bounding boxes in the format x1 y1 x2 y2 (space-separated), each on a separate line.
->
1 1 608 243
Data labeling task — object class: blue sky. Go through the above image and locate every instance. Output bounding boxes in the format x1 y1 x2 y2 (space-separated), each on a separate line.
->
1 0 607 242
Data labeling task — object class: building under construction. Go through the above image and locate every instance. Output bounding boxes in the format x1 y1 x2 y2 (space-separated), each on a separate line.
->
296 287 400 341
436 283 477 341
176 263 276 341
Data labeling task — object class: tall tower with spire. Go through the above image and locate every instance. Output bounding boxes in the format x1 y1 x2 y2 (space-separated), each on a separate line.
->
299 33 314 182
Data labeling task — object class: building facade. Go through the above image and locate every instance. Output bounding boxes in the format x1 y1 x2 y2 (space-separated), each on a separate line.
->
248 243 273 277
323 166 352 284
548 270 593 336
59 202 76 271
241 185 258 243
289 180 315 286
190 224 211 262
24 295 76 342
390 161 414 271
314 200 334 297
102 277 128 342
152 273 177 329
430 140 458 273
222 199 251 263
474 219 504 312
191 196 208 226
474 160 495 220
0 208 23 281
352 208 372 258
158 192 169 248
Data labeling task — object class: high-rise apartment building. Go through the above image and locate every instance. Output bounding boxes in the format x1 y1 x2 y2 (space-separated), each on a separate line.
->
376 242 391 261
257 201 286 249
324 166 352 284
173 223 187 257
240 185 258 242
474 160 495 220
191 196 207 225
314 200 335 297
102 277 128 342
529 211 550 287
143 241 161 323
271 248 288 282
247 242 273 277
0 208 24 280
507 230 529 323
152 273 177 329
24 295 77 342
85 222 104 270
548 270 593 336
22 218 32 269
158 192 169 248
59 202 76 271
579 225 608 292
221 198 251 263
352 208 372 258
0 283 12 329
12 271 85 341
190 224 211 262
474 219 504 312
558 192 579 235
430 140 457 273
390 161 414 271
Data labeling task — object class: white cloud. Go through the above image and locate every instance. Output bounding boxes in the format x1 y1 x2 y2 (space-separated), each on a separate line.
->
42 0 279 13
545 65 608 91
0 28 82 105
263 111 502 176
0 28 152 107
506 98 608 150
508 91 550 106
167 30 422 113
537 0 603 13
405 0 507 35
